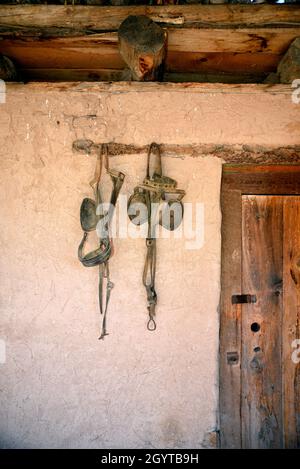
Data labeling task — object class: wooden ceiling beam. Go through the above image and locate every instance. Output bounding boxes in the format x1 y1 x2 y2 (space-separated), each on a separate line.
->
19 69 268 84
1 27 298 63
0 5 299 37
1 5 300 82
2 28 299 54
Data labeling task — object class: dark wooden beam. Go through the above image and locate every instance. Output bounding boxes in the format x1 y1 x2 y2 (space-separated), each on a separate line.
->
0 5 299 37
19 68 267 84
222 164 300 194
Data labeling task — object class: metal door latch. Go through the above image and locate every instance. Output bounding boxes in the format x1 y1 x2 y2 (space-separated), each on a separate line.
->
231 294 257 305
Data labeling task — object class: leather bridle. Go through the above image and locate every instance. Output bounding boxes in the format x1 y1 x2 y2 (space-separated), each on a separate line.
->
128 143 185 331
78 144 125 339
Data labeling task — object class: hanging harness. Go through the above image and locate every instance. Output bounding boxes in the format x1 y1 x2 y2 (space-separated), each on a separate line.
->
78 144 125 339
127 143 185 331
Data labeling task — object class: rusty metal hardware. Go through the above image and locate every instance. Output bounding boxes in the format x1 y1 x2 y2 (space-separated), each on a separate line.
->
231 294 257 305
227 352 239 365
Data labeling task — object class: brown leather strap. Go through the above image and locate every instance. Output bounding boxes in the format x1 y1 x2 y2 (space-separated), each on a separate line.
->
143 237 157 331
147 142 162 179
79 144 125 339
128 141 185 332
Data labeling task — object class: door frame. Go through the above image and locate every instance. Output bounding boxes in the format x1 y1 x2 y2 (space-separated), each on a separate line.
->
219 164 300 449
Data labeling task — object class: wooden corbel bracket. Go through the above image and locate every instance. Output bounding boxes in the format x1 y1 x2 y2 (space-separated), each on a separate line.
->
118 15 167 82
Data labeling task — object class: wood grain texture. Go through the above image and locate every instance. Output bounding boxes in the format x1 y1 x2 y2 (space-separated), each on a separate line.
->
0 36 125 70
283 197 300 448
219 188 242 449
220 168 300 448
166 52 280 74
1 6 299 80
222 166 300 195
0 5 299 35
241 195 283 448
5 81 293 94
167 28 300 54
3 26 297 54
0 41 280 75
224 165 300 174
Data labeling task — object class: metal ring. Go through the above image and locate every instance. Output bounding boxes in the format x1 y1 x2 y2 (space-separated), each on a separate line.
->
147 317 157 331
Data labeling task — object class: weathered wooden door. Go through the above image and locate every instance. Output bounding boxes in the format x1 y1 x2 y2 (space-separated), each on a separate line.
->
220 167 300 449
241 196 300 448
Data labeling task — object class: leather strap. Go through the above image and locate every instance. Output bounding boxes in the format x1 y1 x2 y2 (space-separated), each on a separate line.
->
78 146 124 267
142 148 161 331
139 143 185 331
143 237 157 331
147 142 162 179
78 144 125 339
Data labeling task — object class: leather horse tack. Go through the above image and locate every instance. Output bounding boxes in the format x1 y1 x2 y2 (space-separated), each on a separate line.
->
127 143 185 331
78 144 125 339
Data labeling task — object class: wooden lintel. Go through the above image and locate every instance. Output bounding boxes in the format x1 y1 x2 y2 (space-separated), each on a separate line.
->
72 139 300 165
5 81 293 94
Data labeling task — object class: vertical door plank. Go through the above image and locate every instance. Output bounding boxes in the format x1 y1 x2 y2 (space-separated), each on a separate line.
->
283 197 300 448
241 196 283 449
219 189 242 448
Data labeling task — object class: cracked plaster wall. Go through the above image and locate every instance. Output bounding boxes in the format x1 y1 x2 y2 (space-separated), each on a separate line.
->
0 83 299 449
